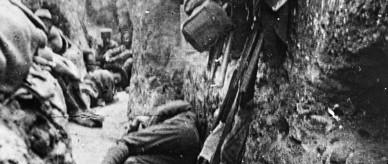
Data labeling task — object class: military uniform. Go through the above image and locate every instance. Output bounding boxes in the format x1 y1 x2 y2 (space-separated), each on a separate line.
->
102 101 201 164
104 45 133 86
80 69 116 107
97 40 119 59
35 9 69 55
34 9 105 128
0 1 74 163
83 49 97 72
0 0 47 94
104 45 132 64
96 29 119 67
48 26 69 55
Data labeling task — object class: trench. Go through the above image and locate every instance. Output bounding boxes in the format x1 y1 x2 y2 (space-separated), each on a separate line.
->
2 0 388 164
68 92 129 164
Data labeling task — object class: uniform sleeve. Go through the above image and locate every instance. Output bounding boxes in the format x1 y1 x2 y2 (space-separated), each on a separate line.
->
104 46 123 59
101 142 131 164
0 0 48 93
48 27 64 53
95 47 105 62
110 49 132 62
148 100 192 125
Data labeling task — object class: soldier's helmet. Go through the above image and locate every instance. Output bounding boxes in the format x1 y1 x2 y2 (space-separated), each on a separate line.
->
100 28 113 39
35 8 52 20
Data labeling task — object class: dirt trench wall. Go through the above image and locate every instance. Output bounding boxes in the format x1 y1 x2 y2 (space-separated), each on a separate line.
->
0 1 91 163
124 0 223 128
243 0 388 163
122 1 388 163
22 0 89 78
125 0 188 115
7 0 388 164
22 0 89 48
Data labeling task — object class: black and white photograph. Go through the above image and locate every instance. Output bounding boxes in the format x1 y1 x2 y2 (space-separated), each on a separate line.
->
0 0 387 163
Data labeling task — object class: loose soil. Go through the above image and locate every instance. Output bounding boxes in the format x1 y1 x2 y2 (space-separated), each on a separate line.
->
68 92 129 164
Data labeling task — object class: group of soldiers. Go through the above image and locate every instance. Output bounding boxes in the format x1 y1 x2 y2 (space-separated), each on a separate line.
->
34 8 134 127
0 0 292 163
103 0 291 164
0 0 134 129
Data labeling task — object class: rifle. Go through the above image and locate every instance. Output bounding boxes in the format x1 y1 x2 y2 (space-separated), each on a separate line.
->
214 31 234 87
208 37 225 81
210 29 263 164
212 27 261 129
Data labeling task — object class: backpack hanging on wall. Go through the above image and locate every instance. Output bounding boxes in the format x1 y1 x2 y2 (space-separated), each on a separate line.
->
182 0 234 52
184 0 205 15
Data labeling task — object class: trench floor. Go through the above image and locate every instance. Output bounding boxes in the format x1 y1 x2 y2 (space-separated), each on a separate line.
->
68 92 129 164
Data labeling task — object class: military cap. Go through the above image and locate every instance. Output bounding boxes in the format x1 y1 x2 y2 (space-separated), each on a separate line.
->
100 28 113 36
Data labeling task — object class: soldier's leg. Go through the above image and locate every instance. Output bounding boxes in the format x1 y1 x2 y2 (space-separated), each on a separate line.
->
124 154 191 164
102 122 200 164
120 122 200 155
56 78 104 128
68 81 88 111
56 77 80 116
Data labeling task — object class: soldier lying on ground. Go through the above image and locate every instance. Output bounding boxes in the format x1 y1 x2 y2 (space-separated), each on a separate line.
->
102 100 207 164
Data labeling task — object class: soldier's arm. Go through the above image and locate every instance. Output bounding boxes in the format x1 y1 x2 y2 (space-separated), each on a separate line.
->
101 142 130 164
95 47 105 62
109 49 132 62
95 54 105 62
35 47 57 67
33 56 56 68
103 46 123 60
148 100 192 125
103 49 114 60
48 27 64 53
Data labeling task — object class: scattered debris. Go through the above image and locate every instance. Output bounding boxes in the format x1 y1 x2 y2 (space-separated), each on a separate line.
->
296 103 311 115
316 145 326 155
328 104 341 121
310 115 335 133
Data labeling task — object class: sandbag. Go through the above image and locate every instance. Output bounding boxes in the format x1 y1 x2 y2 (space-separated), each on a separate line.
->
182 0 234 52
